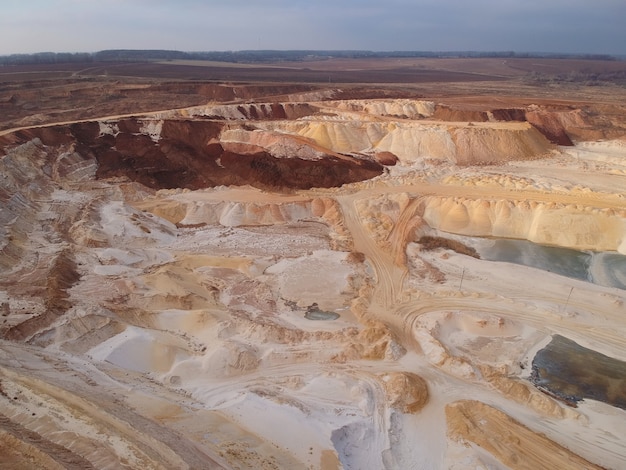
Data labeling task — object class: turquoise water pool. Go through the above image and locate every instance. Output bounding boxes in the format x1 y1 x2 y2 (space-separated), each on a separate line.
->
478 239 626 290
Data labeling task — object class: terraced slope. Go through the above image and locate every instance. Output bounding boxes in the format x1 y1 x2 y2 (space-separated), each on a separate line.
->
1 95 625 469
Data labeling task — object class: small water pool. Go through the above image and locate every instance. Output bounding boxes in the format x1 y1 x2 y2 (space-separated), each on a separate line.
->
477 238 626 290
304 310 340 321
531 335 626 409
304 303 340 321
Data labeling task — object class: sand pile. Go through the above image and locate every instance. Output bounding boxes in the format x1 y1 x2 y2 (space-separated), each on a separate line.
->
446 401 603 469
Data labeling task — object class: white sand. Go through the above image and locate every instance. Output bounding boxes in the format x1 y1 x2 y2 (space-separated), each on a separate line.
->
1 99 626 469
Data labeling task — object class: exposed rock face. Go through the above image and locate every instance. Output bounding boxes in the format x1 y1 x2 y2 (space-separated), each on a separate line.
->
491 108 527 121
262 119 553 165
525 109 579 145
427 103 606 146
327 99 436 119
0 98 568 195
4 250 79 342
433 105 489 122
1 94 625 470
422 196 626 252
4 118 383 191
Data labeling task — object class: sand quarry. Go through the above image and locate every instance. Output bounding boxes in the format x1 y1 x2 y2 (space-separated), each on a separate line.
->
1 74 626 469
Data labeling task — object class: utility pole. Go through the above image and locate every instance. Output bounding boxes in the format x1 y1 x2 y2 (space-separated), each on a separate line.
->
564 287 574 310
459 267 465 291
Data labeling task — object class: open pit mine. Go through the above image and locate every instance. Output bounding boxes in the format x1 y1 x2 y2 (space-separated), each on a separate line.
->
1 86 626 469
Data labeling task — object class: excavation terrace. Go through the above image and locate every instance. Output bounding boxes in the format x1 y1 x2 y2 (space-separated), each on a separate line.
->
1 58 626 469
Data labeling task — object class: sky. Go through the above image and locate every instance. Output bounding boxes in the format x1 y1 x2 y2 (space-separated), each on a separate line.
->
1 0 625 56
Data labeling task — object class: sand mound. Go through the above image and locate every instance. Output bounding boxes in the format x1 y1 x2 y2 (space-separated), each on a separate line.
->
379 372 429 413
446 400 602 469
451 123 552 165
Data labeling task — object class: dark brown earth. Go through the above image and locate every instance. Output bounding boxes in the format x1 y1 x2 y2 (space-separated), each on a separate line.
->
1 118 384 191
2 57 626 136
417 236 480 259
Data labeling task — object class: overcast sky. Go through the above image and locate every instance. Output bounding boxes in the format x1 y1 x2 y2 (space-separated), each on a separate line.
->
1 0 624 56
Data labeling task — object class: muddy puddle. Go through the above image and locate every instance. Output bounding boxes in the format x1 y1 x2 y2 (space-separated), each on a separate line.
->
531 335 626 410
304 303 340 321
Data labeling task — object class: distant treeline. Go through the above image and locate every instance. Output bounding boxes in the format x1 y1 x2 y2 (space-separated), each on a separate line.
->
0 49 621 65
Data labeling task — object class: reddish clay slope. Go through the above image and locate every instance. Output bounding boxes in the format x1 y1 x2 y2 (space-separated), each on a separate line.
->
3 119 383 191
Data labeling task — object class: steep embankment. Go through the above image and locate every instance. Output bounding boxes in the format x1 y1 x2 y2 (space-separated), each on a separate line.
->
1 117 383 191
260 119 554 165
422 196 626 253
